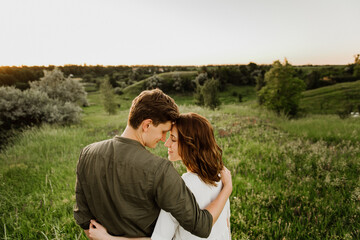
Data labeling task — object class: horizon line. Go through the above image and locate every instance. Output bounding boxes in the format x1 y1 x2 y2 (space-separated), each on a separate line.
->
0 62 352 68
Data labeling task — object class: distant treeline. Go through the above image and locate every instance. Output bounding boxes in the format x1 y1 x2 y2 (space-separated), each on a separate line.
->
0 65 196 90
1 63 359 91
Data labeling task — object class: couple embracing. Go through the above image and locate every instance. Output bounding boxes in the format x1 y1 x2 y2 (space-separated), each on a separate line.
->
74 89 232 239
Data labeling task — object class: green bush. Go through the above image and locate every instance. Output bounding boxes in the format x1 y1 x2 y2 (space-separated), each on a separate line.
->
0 87 50 126
202 78 221 110
145 74 163 90
337 104 354 119
0 86 82 147
30 68 88 107
114 87 124 95
100 78 117 115
170 73 195 93
195 72 208 85
257 60 306 116
238 93 243 102
0 87 81 126
353 54 360 77
0 68 86 148
81 73 94 83
194 75 205 106
193 73 221 109
172 73 182 92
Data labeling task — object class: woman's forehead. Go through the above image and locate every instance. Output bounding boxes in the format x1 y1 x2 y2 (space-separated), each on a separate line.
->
170 125 178 135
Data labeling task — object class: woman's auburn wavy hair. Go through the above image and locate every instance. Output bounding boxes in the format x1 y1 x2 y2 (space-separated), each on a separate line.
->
176 112 223 186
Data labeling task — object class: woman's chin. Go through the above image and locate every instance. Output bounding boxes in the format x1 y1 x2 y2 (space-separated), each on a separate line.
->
167 156 179 162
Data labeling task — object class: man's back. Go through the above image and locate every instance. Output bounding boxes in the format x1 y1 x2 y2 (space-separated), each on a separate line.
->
74 136 212 237
75 136 168 236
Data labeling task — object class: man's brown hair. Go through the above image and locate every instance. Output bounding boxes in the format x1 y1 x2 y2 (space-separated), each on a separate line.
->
176 112 223 186
128 89 179 129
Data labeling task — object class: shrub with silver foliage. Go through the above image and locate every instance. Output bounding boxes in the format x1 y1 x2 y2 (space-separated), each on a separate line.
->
0 86 81 128
145 75 162 90
30 68 88 106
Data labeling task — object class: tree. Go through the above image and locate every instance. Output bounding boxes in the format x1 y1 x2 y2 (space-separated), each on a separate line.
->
108 73 119 88
195 73 208 85
255 72 265 92
100 78 117 115
247 62 259 85
172 73 183 92
145 74 162 90
172 73 194 93
193 73 208 106
0 86 82 148
30 68 88 106
353 54 360 78
0 68 87 148
82 73 94 83
257 60 306 116
202 78 221 110
255 73 266 105
128 68 141 82
305 70 321 90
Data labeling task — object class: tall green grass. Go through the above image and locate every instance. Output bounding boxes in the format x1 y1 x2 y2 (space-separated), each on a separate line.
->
0 125 91 239
277 114 360 144
1 91 359 239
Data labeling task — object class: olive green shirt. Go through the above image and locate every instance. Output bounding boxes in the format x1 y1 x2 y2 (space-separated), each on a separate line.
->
74 136 212 237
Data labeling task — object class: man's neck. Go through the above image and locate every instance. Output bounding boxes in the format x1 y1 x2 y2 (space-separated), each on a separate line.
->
121 125 145 146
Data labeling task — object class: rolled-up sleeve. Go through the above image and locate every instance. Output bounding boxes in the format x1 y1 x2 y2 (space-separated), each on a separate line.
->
153 161 213 238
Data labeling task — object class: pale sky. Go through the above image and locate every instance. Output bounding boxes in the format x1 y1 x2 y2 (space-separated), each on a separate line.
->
0 0 359 66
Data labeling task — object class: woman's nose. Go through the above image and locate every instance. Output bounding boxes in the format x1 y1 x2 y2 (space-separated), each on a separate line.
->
164 137 171 147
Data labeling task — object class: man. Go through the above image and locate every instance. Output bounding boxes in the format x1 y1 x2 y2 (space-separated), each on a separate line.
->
74 89 232 238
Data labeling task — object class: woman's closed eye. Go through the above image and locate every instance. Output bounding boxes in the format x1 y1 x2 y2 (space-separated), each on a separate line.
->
170 134 177 142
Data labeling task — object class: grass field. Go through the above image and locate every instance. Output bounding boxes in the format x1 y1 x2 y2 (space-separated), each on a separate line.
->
1 89 360 239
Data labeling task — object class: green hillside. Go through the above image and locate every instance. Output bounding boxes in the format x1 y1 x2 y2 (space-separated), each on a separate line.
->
300 80 360 114
123 71 197 97
122 78 147 96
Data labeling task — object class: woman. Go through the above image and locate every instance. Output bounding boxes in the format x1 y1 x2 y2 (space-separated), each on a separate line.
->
89 113 231 240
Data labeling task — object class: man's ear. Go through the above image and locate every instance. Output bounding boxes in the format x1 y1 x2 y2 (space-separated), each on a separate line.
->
141 119 153 132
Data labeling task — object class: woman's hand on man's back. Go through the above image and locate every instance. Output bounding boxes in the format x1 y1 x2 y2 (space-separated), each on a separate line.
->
220 167 232 194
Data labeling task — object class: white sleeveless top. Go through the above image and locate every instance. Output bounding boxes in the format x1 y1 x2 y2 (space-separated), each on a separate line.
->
151 172 231 240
